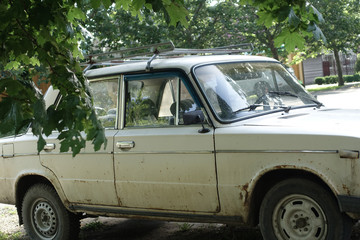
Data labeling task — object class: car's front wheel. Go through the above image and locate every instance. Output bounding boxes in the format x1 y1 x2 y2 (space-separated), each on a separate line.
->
259 178 353 240
22 183 80 240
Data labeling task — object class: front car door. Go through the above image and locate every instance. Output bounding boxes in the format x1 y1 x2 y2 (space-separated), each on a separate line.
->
114 71 219 213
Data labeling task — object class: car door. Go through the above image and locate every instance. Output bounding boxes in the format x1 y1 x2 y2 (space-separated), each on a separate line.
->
114 72 219 213
40 78 120 206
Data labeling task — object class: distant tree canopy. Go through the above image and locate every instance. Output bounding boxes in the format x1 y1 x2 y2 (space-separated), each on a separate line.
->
81 0 326 60
0 0 325 155
309 0 360 86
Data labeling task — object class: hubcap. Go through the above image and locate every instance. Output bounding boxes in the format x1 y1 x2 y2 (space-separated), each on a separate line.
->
32 200 58 238
272 194 327 239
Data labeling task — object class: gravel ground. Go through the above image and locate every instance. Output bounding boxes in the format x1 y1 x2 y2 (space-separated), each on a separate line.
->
1 203 360 240
0 203 262 240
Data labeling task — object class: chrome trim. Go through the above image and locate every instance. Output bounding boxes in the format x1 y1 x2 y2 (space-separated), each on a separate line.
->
39 152 113 155
215 150 339 154
119 75 125 130
114 150 214 155
44 143 56 151
8 153 39 157
175 78 180 125
339 150 359 159
116 141 135 149
115 76 121 129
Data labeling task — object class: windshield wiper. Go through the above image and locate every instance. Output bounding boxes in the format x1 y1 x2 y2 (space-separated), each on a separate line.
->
268 91 298 98
233 104 264 113
307 98 324 108
269 91 324 108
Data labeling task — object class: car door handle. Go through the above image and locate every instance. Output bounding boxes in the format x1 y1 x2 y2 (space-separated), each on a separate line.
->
116 141 135 149
44 143 56 151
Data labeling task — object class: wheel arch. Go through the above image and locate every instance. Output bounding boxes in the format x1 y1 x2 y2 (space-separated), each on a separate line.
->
246 169 339 227
15 174 68 225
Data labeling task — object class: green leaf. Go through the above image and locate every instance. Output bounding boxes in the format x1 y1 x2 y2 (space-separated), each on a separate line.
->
288 8 300 28
4 61 21 70
257 10 274 28
90 0 102 9
68 7 86 22
115 0 132 10
164 3 188 26
310 23 327 45
133 0 146 11
275 30 305 52
102 0 112 9
309 5 324 23
37 135 46 153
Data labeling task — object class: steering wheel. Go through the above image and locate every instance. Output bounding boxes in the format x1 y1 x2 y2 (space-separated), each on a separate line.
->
254 81 272 110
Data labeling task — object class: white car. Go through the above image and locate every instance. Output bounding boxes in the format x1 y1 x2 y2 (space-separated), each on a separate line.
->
0 47 359 240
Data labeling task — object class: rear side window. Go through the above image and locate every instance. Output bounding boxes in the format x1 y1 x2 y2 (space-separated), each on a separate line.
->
90 79 119 129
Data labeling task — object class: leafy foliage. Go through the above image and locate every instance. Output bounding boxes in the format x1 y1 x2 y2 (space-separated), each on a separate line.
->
0 0 187 156
242 0 326 52
307 0 360 86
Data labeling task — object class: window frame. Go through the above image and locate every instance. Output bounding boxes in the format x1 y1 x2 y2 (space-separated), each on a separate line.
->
120 71 202 129
89 76 121 130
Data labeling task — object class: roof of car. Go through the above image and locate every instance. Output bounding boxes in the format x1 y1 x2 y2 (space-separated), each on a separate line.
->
84 54 278 79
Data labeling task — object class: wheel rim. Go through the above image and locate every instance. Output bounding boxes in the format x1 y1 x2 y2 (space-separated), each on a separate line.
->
272 194 327 240
31 199 58 239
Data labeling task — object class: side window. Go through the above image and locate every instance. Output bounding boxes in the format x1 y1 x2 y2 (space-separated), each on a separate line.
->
124 75 201 128
90 79 118 129
178 81 201 125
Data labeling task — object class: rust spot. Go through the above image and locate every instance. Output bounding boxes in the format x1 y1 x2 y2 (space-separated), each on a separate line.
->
342 184 351 195
240 183 249 205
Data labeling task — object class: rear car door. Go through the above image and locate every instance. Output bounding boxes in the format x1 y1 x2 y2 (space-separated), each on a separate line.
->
40 78 120 206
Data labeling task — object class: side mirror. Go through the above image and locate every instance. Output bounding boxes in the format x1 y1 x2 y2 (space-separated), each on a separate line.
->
183 110 210 133
183 110 204 125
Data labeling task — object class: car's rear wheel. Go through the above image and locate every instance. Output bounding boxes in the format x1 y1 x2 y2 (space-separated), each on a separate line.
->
259 178 353 240
22 183 80 240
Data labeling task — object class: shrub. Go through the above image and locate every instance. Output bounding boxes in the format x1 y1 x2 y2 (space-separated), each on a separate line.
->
314 73 360 85
329 75 338 84
344 74 360 83
315 77 324 85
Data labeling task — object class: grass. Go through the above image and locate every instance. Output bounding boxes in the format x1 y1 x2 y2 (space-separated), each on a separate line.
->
0 231 25 240
1 207 17 216
81 220 105 232
178 222 194 232
306 82 360 92
307 85 342 92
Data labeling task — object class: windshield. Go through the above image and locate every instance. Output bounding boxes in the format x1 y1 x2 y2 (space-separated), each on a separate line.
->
194 62 320 122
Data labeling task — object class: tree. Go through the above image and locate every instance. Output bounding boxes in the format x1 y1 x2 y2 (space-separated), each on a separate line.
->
80 1 297 60
309 0 360 86
242 0 326 52
0 0 324 155
0 0 187 156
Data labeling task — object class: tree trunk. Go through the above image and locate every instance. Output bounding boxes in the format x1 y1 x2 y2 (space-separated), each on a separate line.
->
265 28 279 60
333 48 344 86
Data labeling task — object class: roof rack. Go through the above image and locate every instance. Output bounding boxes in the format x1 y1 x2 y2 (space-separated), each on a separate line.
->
82 41 253 72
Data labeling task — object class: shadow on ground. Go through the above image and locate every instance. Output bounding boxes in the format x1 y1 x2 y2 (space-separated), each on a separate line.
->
79 218 263 240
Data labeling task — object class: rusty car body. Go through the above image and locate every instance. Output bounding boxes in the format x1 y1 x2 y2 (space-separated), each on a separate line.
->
1 44 360 240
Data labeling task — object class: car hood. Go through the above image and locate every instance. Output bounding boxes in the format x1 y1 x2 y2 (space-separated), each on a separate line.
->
238 107 360 137
216 107 360 152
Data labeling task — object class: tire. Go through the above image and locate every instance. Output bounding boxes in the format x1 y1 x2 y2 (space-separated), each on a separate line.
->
259 178 353 240
22 184 80 240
